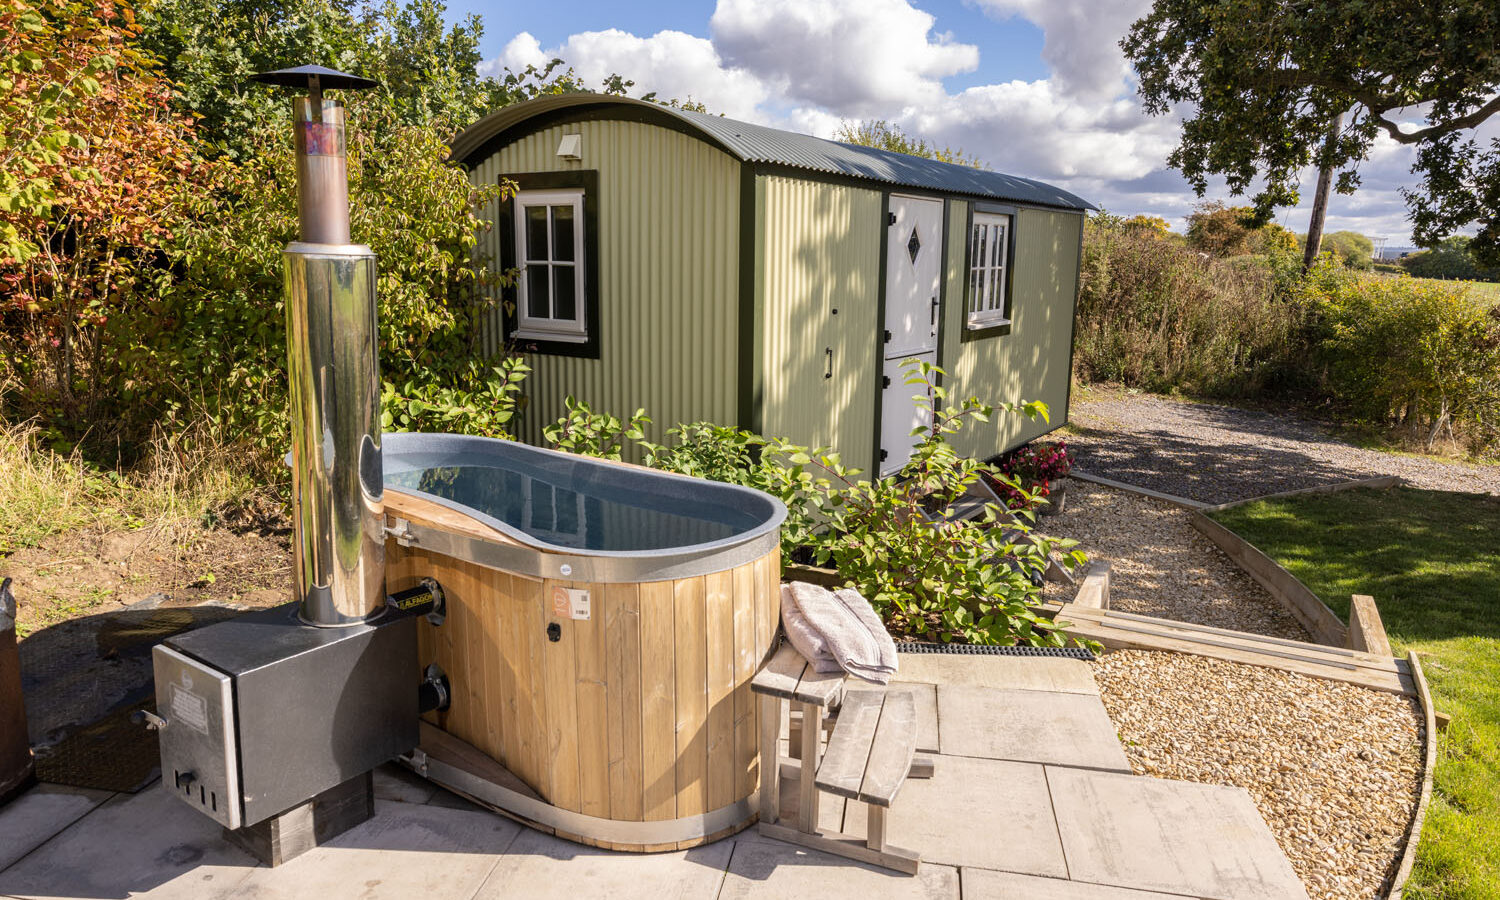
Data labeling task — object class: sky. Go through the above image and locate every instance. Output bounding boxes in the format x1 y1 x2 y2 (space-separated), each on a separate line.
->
446 0 1486 246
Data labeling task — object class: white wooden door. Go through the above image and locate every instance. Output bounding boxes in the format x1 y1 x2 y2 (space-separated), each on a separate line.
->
880 195 944 475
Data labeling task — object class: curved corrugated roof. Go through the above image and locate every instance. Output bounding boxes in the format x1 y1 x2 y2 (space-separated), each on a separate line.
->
450 94 1095 212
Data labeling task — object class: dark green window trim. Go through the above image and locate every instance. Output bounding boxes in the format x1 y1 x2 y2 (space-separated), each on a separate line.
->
960 201 1018 343
497 170 602 360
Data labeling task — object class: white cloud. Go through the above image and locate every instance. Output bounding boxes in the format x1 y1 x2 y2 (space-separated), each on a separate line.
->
709 0 979 115
478 0 1462 243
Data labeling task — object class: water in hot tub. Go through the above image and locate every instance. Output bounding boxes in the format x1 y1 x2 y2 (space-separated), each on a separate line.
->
386 464 752 551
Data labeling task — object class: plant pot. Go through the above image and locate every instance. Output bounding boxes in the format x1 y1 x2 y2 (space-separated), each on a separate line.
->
1039 478 1070 516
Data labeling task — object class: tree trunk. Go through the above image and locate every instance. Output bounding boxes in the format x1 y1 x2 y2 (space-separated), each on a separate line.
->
1303 113 1345 272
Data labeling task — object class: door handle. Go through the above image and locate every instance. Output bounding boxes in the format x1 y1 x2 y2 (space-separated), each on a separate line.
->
824 347 833 379
931 296 939 328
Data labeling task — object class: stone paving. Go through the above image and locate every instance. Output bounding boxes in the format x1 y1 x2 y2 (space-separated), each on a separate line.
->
0 655 1309 900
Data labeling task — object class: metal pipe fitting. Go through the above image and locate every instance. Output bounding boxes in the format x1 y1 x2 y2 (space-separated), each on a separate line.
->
292 97 352 244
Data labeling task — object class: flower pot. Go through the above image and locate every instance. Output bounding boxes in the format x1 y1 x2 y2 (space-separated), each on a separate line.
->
1039 478 1069 516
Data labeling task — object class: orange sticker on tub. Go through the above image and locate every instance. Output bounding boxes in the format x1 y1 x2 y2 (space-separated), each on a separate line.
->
551 587 590 620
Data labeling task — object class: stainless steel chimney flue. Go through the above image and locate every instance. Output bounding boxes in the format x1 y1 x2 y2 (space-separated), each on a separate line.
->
251 65 384 626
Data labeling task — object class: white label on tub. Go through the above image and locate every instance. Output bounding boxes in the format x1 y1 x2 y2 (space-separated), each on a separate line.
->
551 587 591 621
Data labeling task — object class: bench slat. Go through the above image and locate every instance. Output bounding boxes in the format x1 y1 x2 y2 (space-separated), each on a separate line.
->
815 690 884 800
792 662 846 708
860 689 918 807
751 642 808 700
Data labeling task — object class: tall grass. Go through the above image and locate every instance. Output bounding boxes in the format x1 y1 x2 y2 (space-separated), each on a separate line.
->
0 421 267 554
1073 218 1308 397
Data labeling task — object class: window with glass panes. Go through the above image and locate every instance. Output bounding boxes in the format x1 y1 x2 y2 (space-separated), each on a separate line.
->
514 189 586 341
967 212 1011 329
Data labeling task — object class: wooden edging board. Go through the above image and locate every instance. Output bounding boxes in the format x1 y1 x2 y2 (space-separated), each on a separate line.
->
1069 471 1209 510
1389 650 1438 900
1189 511 1350 647
1197 475 1401 516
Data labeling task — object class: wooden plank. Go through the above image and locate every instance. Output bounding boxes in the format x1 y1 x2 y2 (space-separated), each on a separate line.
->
541 580 581 812
1070 471 1209 510
705 570 737 811
1349 594 1395 658
461 562 494 760
1191 511 1349 646
860 690 917 807
865 804 888 853
574 581 610 819
1390 651 1438 900
757 822 921 876
418 720 543 802
758 694 783 826
1061 614 1414 695
495 573 522 778
752 643 808 699
1072 562 1111 610
731 560 759 801
384 489 529 548
815 690 883 801
755 551 780 658
639 581 676 821
514 573 547 794
475 566 504 763
444 557 476 748
792 663 846 709
673 576 709 817
1200 475 1402 515
604 583 643 822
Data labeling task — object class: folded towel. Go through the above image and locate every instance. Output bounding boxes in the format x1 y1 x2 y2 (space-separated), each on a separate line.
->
780 581 898 685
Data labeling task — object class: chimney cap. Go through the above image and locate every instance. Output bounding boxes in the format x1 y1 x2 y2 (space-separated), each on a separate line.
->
250 65 379 91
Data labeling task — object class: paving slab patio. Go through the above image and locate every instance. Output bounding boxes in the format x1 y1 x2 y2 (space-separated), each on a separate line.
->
1047 766 1310 900
0 784 112 872
937 684 1133 772
0 651 1312 900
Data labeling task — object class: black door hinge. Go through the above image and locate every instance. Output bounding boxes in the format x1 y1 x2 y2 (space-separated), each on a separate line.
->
882 375 891 389
887 212 897 226
883 329 892 343
879 449 889 461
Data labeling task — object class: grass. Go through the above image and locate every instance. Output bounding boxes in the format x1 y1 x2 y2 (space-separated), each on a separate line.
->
0 421 264 556
1405 276 1500 301
1212 487 1500 899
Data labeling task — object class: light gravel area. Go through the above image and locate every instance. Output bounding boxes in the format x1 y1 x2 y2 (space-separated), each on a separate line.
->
1093 650 1425 900
1067 387 1500 504
1041 480 1310 640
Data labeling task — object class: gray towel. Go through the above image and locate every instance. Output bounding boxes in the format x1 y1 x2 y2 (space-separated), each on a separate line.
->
780 581 898 684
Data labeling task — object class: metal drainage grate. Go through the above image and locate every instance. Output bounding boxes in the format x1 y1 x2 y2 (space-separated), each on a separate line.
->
896 642 1095 661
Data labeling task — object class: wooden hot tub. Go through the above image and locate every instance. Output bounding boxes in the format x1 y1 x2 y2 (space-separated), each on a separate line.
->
379 432 784 851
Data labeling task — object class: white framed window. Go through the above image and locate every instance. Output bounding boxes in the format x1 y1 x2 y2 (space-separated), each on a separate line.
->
967 212 1011 329
513 189 587 343
522 478 587 549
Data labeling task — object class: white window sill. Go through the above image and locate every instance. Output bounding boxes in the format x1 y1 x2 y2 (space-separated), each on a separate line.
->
965 316 1011 331
513 328 588 344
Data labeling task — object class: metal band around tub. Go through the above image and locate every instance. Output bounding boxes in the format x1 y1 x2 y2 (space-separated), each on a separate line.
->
393 517 781 584
415 753 753 846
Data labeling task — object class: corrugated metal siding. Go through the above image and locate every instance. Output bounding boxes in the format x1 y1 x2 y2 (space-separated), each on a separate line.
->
470 120 741 452
941 203 1082 459
757 175 882 472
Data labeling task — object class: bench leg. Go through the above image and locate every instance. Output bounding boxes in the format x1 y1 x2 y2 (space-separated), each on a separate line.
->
797 702 823 833
866 805 887 853
908 756 935 779
759 694 784 826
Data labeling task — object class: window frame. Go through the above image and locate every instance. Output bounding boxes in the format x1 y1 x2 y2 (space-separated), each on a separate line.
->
962 203 1017 340
513 188 587 342
498 170 601 359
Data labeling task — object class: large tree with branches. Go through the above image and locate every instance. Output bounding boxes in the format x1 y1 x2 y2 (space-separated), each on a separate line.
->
1122 0 1500 265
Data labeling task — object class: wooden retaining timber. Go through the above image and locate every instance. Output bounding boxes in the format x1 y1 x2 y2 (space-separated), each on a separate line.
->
1070 471 1210 510
1349 594 1395 658
1057 603 1416 696
1189 512 1350 647
1198 475 1402 515
1389 651 1439 900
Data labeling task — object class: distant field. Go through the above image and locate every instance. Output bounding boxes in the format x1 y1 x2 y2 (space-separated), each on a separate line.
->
1407 276 1500 299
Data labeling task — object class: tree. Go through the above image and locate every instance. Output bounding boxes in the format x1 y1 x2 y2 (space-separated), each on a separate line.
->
1400 237 1500 282
1186 202 1256 257
1122 215 1172 238
1123 0 1500 265
1319 231 1374 270
834 120 986 169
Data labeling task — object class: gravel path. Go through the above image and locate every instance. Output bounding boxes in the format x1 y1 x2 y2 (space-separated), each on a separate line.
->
1040 480 1310 639
1094 651 1424 900
1066 388 1500 504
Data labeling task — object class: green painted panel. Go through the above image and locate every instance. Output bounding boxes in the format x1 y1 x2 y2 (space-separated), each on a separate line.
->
755 175 882 472
469 120 741 453
941 202 1082 459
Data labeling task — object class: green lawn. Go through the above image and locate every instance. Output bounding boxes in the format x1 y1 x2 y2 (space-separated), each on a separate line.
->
1213 488 1500 899
1406 276 1500 301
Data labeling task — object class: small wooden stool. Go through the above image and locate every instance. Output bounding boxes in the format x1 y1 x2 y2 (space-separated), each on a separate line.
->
752 642 931 874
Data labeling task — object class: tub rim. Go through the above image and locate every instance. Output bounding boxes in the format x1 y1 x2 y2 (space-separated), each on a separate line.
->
380 432 786 583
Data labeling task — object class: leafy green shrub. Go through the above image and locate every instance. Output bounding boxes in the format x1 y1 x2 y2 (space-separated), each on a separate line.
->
1301 262 1500 451
381 358 529 437
1075 212 1309 396
543 396 649 460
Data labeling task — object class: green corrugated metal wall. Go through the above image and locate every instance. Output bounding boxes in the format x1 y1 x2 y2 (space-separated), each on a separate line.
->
941 202 1082 459
755 175 882 471
470 120 741 449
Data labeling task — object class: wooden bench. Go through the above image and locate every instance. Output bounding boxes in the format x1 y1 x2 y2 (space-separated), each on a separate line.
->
752 641 930 874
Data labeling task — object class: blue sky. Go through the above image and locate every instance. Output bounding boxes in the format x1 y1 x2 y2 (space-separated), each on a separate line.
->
441 0 1459 244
